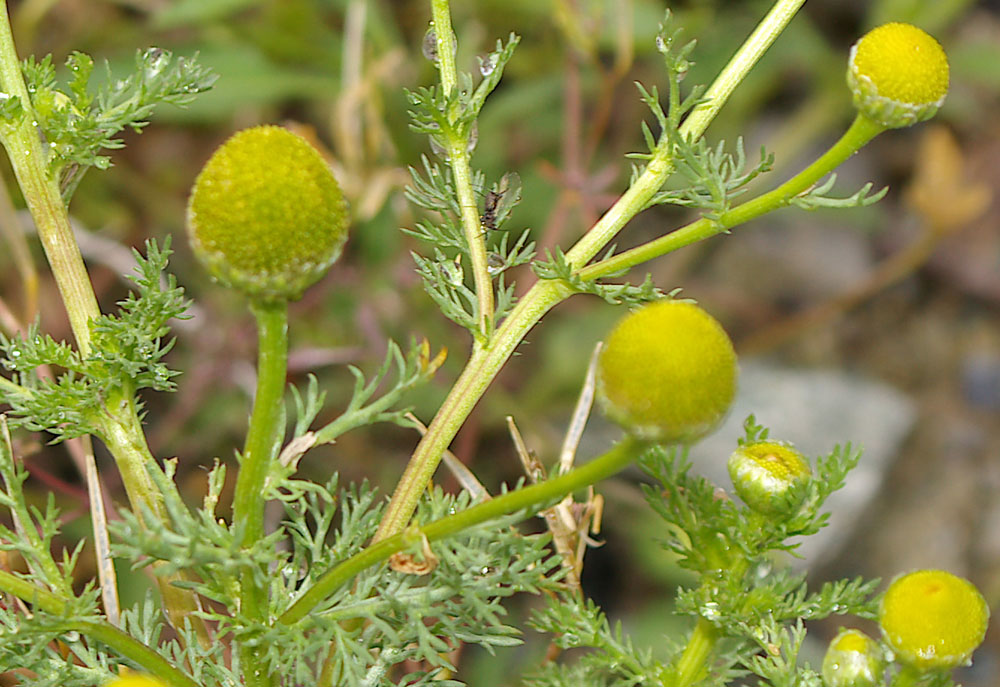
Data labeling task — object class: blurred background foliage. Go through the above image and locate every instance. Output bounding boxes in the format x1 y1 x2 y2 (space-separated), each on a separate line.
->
2 0 1000 684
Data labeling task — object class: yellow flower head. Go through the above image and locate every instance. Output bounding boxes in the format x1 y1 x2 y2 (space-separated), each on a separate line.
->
847 22 949 129
821 629 885 687
727 441 811 516
187 125 349 301
597 300 737 444
879 569 989 671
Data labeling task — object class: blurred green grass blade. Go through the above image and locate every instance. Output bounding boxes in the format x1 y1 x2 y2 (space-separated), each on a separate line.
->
152 0 266 29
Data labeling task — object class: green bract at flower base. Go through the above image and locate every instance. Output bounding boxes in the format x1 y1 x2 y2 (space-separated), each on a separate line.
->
187 125 349 301
821 629 885 687
597 300 737 444
879 569 989 671
847 22 949 129
728 441 811 516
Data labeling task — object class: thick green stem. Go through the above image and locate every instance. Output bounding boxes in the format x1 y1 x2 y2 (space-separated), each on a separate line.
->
231 299 288 687
0 0 98 353
375 0 807 542
373 280 570 541
286 436 645 625
665 618 720 687
0 570 200 687
232 299 289 546
430 0 494 339
101 392 213 649
0 1 212 648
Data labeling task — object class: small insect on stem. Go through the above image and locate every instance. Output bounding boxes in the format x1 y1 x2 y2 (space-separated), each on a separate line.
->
479 171 521 235
481 189 503 233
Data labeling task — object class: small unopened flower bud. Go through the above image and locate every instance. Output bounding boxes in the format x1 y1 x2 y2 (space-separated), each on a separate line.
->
187 125 349 301
727 441 811 516
597 300 737 444
879 569 989 671
821 629 885 687
847 22 949 129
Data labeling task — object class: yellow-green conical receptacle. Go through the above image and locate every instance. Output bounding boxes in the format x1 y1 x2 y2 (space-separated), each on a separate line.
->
597 300 737 444
187 125 349 300
879 569 989 671
847 22 949 129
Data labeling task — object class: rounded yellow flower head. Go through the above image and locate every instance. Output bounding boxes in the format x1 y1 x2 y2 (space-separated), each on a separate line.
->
847 22 949 129
104 674 169 687
728 441 811 516
597 300 737 443
187 125 349 301
879 569 989 671
821 629 885 687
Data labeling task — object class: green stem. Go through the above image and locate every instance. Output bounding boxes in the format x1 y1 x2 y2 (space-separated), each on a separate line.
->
0 568 68 613
284 436 645 625
430 0 494 339
429 0 457 95
231 298 288 687
101 392 213 649
677 0 807 143
373 280 570 541
665 618 720 687
892 665 927 687
563 0 808 269
232 299 289 546
0 418 71 596
0 571 201 687
374 0 806 542
581 113 885 280
74 620 201 687
0 0 98 354
0 1 212 648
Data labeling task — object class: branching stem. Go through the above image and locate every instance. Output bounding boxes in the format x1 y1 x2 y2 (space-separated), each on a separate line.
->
375 0 809 542
0 0 211 648
283 436 646 625
564 0 809 268
580 114 885 280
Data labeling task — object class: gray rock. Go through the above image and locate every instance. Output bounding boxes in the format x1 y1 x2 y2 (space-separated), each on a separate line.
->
688 360 917 566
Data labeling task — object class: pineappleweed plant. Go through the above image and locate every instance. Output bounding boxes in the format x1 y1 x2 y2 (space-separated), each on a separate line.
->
0 0 987 685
